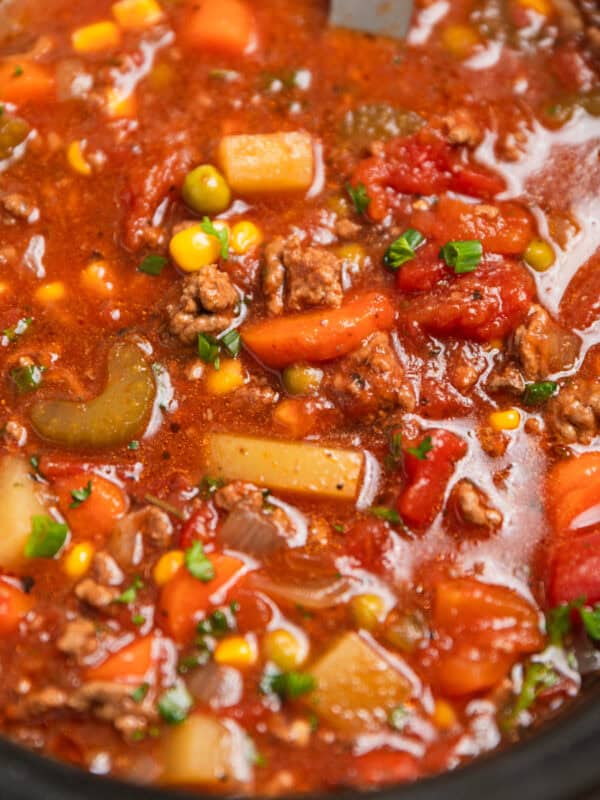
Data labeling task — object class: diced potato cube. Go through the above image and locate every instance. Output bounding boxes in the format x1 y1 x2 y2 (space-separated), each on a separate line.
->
204 433 363 501
218 132 314 195
72 21 121 54
304 632 411 734
162 713 250 786
0 456 48 568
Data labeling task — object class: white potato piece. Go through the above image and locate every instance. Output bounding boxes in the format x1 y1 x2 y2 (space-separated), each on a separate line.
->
218 132 314 194
161 713 251 787
304 632 411 734
204 433 363 501
0 455 48 567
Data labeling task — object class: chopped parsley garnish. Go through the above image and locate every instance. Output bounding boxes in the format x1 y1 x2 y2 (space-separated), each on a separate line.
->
199 475 225 498
132 614 146 626
185 541 215 583
178 649 211 674
10 364 44 393
388 704 409 731
157 682 193 724
369 506 402 524
3 316 32 343
115 576 144 605
197 606 236 638
405 435 433 461
546 603 574 647
128 440 140 451
581 606 600 641
131 683 150 703
513 661 558 717
29 454 42 476
220 328 241 358
69 479 92 509
208 68 240 82
440 240 483 273
385 428 404 469
260 671 316 700
12 65 24 78
522 381 558 406
384 229 425 271
197 333 221 369
201 216 229 260
345 182 371 216
24 515 68 559
138 254 168 276
332 523 345 533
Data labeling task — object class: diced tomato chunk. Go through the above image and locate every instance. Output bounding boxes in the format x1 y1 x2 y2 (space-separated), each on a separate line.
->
395 243 449 293
410 196 534 255
550 531 600 606
344 518 393 574
398 257 534 341
178 502 218 550
546 453 600 535
350 131 505 223
434 647 515 696
397 430 467 529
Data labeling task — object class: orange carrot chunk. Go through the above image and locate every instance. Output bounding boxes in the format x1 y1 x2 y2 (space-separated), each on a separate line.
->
180 0 258 55
0 580 33 635
53 472 128 539
86 636 155 684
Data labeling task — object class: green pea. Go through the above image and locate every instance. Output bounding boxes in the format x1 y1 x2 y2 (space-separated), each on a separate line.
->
182 164 231 216
282 365 323 396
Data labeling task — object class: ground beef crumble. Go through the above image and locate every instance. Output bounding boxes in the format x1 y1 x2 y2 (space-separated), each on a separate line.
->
167 265 239 344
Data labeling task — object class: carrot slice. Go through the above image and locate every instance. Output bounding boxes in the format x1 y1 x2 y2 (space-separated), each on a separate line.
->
53 472 128 539
0 580 32 635
158 554 245 643
0 60 54 104
546 453 600 535
242 293 395 369
434 648 515 696
86 636 154 684
180 0 258 55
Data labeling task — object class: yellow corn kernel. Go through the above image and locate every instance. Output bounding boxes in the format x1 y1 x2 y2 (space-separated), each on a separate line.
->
72 21 121 53
64 542 95 578
350 594 386 631
169 223 227 272
81 261 115 296
67 140 92 177
112 0 163 30
214 636 257 668
205 358 245 396
105 86 137 118
230 221 263 255
337 243 367 268
153 550 185 586
489 408 521 431
524 238 555 272
35 281 66 303
263 629 305 671
433 699 457 730
442 24 480 59
518 0 551 15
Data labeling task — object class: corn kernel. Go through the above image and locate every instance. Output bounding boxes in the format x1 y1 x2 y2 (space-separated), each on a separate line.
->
337 243 367 268
35 281 66 303
263 629 306 671
72 21 121 53
112 0 163 30
350 594 386 631
81 261 115 296
442 24 480 59
64 542 95 578
489 408 521 431
524 238 555 272
169 224 225 272
153 550 185 586
214 636 257 668
230 221 263 255
518 0 551 15
67 140 92 177
433 699 457 730
105 86 137 118
205 358 245 396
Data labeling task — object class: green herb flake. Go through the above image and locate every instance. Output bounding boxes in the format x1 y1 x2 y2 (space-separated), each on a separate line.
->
260 671 316 700
332 523 345 533
69 479 93 509
115 576 144 605
384 229 425 271
132 614 146 626
220 328 241 358
581 605 600 641
523 381 558 406
24 515 68 559
197 332 221 368
199 475 225 498
157 682 193 725
388 704 409 731
546 603 573 647
208 68 240 82
10 364 44 394
406 435 433 461
138 254 168 276
3 316 32 343
201 216 229 260
369 506 402 524
185 541 215 583
440 240 483 274
197 607 233 638
513 661 559 717
131 682 150 703
345 182 371 216
12 65 24 78
128 440 140 451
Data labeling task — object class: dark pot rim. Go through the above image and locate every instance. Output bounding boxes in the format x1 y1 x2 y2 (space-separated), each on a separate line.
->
2 682 599 800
